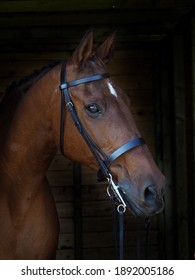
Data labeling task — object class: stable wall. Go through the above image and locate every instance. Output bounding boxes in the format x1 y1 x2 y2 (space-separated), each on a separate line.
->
156 16 195 259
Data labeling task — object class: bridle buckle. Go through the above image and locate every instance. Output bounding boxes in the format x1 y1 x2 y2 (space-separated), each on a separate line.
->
107 173 127 212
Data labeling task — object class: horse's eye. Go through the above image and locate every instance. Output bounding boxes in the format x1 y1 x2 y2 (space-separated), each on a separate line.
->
85 103 101 115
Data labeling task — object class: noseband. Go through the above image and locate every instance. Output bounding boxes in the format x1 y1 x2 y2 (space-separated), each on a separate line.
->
59 61 145 211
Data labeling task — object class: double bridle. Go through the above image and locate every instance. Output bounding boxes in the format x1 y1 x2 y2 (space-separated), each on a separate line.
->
59 61 146 259
59 61 145 211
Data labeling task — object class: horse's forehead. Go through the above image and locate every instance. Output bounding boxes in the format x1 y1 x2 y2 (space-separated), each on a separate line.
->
73 63 119 100
87 81 119 103
107 81 117 97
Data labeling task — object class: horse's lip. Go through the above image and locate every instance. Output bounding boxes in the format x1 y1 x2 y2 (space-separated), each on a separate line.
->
122 192 164 217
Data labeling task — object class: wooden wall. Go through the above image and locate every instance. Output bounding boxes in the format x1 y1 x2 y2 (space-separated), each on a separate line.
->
0 45 161 259
156 16 195 259
192 19 195 260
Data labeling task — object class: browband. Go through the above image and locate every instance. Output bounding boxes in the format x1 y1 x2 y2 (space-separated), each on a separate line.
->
60 73 110 90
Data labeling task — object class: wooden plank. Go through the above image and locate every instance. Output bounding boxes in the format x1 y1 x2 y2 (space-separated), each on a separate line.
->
56 202 74 218
184 19 195 260
51 186 74 202
73 163 83 259
83 217 113 233
82 184 111 201
82 216 158 232
0 50 152 61
109 58 153 75
81 167 100 185
0 26 168 42
0 52 70 61
56 249 74 260
156 0 194 8
113 50 153 59
112 74 153 90
191 17 195 261
59 218 74 234
153 44 174 259
47 170 73 186
82 200 113 217
83 245 158 260
0 0 112 13
49 155 73 172
173 34 189 259
0 0 193 13
0 11 182 28
126 90 154 105
58 233 74 250
82 231 158 248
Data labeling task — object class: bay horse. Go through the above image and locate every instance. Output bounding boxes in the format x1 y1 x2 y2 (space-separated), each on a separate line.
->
0 31 166 259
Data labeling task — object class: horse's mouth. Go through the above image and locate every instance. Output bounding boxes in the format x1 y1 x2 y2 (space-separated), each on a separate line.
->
122 191 164 217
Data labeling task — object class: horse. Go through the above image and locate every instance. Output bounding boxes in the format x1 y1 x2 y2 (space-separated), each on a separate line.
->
0 31 166 259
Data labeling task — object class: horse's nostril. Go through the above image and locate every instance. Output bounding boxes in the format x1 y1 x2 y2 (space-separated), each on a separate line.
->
144 185 157 204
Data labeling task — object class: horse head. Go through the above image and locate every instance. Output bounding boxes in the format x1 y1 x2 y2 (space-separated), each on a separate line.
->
59 31 166 217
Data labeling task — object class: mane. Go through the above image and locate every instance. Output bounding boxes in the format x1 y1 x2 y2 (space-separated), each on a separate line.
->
0 60 61 115
7 60 61 95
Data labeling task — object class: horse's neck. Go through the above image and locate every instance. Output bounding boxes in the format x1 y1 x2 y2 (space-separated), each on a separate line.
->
0 67 60 185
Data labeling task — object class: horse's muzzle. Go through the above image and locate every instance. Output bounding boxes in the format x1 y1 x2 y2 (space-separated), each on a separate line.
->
120 183 166 217
126 194 164 217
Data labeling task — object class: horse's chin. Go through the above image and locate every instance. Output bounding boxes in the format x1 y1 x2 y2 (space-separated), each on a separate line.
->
123 193 164 217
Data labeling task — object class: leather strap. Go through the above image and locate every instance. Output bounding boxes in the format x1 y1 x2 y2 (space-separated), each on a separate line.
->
106 138 145 166
97 138 145 181
60 73 110 89
60 61 67 156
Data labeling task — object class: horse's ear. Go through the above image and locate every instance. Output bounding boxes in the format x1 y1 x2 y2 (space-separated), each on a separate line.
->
71 30 93 68
95 31 116 65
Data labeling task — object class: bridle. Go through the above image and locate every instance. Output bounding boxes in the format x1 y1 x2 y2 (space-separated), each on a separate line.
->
59 61 145 210
59 61 146 258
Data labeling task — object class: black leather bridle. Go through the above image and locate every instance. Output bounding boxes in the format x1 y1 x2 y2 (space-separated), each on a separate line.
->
59 61 145 212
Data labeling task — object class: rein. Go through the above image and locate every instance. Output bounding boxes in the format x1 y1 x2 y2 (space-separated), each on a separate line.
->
59 61 146 259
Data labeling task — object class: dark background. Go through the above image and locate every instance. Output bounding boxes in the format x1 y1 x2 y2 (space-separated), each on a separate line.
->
0 0 194 259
